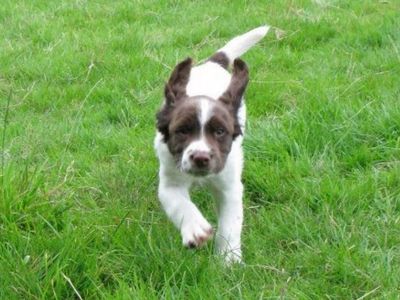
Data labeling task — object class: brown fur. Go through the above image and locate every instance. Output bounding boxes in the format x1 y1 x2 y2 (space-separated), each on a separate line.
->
208 52 229 69
218 59 249 138
167 101 200 158
157 58 193 141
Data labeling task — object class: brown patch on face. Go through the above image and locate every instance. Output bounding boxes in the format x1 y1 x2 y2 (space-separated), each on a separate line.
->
208 52 229 69
203 103 236 173
166 101 201 161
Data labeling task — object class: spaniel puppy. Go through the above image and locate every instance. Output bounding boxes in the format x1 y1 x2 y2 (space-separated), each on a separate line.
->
155 26 269 263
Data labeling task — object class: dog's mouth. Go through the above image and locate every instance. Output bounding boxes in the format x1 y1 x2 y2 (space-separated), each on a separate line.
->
187 168 211 177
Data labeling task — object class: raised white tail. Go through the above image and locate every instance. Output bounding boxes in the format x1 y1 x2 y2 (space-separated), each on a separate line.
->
215 25 270 66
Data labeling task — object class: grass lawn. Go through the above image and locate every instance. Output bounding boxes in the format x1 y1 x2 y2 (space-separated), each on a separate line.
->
1 0 400 298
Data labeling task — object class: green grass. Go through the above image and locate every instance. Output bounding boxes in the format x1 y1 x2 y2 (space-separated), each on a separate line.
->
1 0 400 298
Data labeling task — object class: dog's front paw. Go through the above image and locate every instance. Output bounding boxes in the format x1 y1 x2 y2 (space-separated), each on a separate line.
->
181 217 213 248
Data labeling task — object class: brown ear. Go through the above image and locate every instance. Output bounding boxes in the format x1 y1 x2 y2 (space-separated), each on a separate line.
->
218 59 249 114
157 58 192 141
164 57 192 106
218 59 249 138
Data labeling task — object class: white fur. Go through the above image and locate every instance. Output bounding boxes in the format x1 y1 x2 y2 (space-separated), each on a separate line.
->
218 25 270 65
186 63 231 98
198 98 213 127
154 25 269 263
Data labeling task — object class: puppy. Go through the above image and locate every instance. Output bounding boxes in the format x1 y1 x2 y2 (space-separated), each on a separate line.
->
154 26 269 263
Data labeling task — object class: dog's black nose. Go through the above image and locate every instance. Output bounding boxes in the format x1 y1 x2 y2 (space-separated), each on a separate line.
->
190 152 211 168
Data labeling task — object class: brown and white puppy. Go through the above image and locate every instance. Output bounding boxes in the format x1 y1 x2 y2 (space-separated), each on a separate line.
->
154 26 269 263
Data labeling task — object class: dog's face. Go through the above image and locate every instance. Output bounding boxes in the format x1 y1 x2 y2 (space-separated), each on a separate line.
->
166 96 236 175
157 58 248 176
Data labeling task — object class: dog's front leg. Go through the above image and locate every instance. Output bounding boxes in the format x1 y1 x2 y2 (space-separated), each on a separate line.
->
158 180 213 248
214 182 244 263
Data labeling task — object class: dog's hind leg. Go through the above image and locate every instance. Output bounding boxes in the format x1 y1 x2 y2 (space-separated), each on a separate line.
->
212 180 244 264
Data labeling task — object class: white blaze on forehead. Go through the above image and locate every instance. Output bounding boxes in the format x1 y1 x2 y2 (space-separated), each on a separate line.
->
198 98 215 128
180 98 215 173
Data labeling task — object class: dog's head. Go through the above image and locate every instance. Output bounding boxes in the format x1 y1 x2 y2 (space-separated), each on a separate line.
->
156 58 249 176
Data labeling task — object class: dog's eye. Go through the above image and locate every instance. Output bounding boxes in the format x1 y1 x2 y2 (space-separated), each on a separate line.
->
176 126 192 135
214 127 226 137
